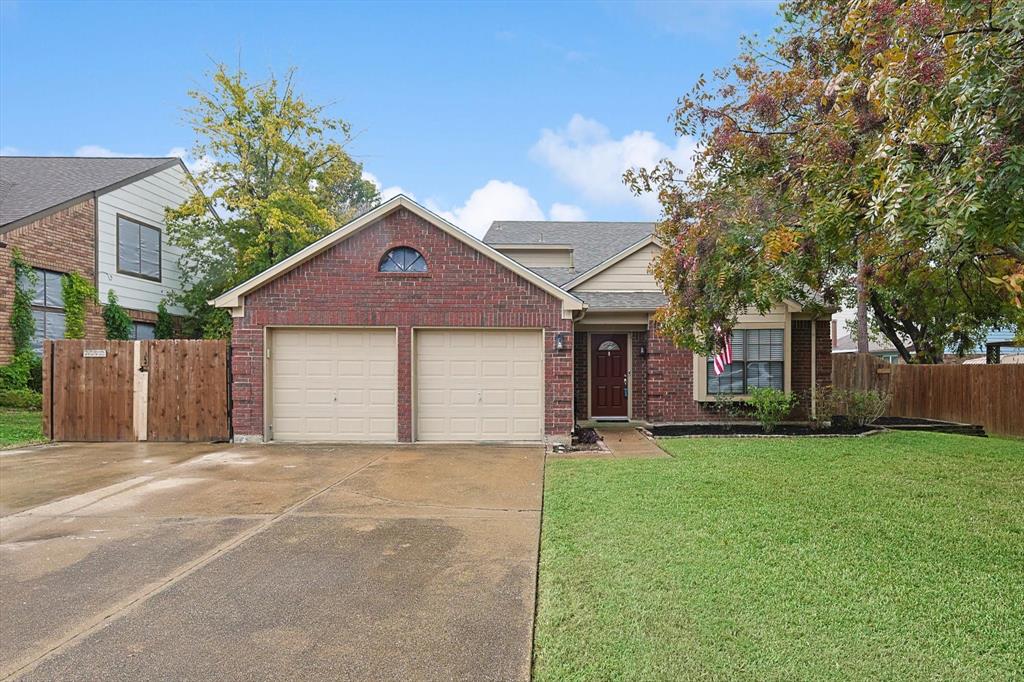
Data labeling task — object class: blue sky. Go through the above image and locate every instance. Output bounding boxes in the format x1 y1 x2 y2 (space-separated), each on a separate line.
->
0 0 780 236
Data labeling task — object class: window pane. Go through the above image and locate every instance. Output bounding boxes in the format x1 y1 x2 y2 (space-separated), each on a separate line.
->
747 361 783 390
379 247 427 272
707 360 744 394
597 340 620 352
140 225 161 278
31 310 45 353
46 311 66 341
119 218 141 273
45 271 64 308
731 330 745 362
134 322 156 340
28 269 46 306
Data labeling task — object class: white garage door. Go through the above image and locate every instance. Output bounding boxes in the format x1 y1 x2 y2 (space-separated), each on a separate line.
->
415 330 544 442
270 328 397 442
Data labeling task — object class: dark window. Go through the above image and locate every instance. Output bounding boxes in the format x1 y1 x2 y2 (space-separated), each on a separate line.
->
18 268 66 353
117 215 162 280
707 328 784 395
379 247 426 273
133 322 156 340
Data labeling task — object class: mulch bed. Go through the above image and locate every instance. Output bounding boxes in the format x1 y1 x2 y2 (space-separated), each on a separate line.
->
651 423 878 438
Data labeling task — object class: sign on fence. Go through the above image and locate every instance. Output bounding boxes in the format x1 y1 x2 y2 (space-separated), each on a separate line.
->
43 339 230 442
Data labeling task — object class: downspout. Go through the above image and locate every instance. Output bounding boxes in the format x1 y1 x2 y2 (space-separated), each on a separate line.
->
570 304 588 429
810 320 817 420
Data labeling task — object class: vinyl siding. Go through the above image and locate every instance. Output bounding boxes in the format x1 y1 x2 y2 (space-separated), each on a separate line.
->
574 243 661 292
96 164 192 314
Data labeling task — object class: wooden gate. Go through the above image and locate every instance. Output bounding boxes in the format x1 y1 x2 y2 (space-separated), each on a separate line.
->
43 339 230 442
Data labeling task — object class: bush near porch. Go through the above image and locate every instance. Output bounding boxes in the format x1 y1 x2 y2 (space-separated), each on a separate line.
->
534 432 1024 680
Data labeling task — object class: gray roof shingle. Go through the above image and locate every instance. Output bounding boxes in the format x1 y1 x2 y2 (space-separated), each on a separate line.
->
483 220 654 286
575 291 667 310
0 156 179 228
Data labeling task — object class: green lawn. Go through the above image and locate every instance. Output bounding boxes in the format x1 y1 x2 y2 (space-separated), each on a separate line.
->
0 409 44 448
535 432 1024 681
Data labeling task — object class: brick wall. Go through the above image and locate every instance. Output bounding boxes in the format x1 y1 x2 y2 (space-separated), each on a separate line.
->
631 330 648 421
230 207 573 442
790 319 832 418
1 199 165 363
641 318 832 423
0 200 105 361
573 331 588 421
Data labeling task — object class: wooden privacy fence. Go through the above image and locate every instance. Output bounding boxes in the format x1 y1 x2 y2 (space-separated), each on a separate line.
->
833 353 1024 437
43 339 230 442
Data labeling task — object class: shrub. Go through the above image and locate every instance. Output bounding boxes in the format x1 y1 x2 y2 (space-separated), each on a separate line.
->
10 250 36 353
61 272 97 339
811 385 842 429
0 351 41 392
0 388 42 410
103 291 133 340
748 387 797 433
154 300 176 339
844 389 889 427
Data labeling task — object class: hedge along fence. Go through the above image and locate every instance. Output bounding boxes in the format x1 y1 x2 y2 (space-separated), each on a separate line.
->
833 353 1024 437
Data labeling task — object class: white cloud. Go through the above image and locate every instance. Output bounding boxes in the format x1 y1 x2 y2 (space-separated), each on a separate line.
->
362 170 410 202
74 144 132 157
428 180 544 237
549 202 586 221
530 114 698 216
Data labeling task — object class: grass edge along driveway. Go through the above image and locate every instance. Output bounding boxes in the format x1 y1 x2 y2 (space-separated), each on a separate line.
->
534 431 1024 681
0 409 44 449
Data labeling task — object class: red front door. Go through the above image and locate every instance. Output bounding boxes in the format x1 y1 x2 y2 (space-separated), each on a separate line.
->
591 334 628 417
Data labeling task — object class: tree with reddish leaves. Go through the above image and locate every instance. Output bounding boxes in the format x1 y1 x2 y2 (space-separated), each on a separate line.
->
629 0 1023 363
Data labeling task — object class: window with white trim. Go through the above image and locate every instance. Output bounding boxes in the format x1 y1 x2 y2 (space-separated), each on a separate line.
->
707 328 784 394
20 268 66 353
379 247 426 272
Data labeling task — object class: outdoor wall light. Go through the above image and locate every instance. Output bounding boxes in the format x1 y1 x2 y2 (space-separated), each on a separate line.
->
554 333 568 351
639 343 647 356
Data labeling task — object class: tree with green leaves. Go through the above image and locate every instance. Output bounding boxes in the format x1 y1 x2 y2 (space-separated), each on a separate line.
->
166 64 380 338
628 0 1023 363
9 250 36 354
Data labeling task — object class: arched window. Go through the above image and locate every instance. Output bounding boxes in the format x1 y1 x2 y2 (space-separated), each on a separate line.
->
597 340 621 352
379 247 427 273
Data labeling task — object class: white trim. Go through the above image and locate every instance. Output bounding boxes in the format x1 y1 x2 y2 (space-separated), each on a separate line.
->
564 235 661 290
211 195 584 312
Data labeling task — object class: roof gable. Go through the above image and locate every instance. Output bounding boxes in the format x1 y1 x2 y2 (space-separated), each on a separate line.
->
565 235 662 291
212 195 584 312
483 220 654 285
0 156 181 230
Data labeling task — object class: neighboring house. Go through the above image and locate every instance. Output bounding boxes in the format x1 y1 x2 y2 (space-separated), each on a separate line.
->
213 195 831 444
832 332 910 364
0 156 211 362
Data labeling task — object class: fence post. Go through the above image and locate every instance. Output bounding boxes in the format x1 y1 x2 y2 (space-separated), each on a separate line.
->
132 341 148 441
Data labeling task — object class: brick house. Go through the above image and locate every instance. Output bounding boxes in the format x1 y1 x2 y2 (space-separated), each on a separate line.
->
214 195 831 444
0 156 214 361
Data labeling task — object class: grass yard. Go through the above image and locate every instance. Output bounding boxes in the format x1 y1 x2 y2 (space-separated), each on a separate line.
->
535 432 1024 681
0 409 44 448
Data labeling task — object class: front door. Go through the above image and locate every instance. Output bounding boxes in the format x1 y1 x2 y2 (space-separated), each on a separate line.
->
591 333 628 418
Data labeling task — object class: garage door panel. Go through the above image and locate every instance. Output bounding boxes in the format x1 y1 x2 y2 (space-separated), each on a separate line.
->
415 330 543 442
271 329 396 442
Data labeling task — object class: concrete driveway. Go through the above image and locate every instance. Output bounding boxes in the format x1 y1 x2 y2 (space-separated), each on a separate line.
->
0 441 544 681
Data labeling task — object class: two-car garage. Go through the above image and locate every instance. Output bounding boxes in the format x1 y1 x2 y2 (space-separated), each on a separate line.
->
268 328 544 443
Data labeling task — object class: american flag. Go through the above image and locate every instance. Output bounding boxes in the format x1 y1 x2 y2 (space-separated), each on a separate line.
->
712 326 733 376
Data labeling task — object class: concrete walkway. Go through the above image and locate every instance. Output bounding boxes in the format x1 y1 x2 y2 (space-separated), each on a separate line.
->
1 442 544 681
596 426 670 459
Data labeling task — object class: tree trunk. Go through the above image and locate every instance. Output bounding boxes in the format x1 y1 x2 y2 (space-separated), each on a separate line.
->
856 253 869 354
